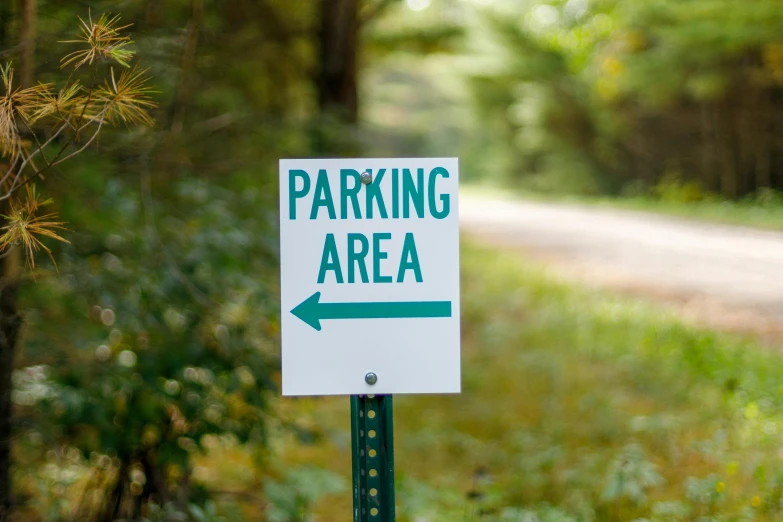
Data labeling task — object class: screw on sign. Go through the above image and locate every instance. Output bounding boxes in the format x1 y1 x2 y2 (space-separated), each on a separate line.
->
279 158 462 520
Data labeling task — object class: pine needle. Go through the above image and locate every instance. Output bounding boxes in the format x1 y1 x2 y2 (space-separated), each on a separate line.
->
0 185 69 269
95 67 157 127
60 13 135 70
0 64 56 159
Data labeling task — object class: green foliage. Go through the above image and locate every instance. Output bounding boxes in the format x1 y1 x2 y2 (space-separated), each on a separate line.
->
482 185 783 230
275 242 783 520
601 444 663 506
467 0 783 198
9 0 317 518
651 172 708 203
367 23 465 56
507 507 582 522
0 12 154 267
188 500 225 522
15 166 279 518
264 467 347 522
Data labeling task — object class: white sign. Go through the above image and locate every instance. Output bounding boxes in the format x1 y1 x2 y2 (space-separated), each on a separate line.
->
279 158 461 396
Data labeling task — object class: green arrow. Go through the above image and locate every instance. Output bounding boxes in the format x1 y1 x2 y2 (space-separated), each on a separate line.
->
290 291 452 331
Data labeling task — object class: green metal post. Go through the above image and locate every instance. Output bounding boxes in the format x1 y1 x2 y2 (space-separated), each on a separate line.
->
351 394 395 521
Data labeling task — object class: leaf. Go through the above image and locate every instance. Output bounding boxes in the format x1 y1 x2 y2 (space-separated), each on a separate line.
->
60 13 135 70
188 503 207 522
95 66 157 127
0 64 55 159
0 185 70 269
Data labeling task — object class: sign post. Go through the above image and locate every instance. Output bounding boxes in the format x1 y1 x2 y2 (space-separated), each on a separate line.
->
351 395 394 521
279 158 461 520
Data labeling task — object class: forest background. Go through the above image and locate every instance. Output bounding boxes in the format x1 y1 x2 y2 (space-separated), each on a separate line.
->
3 0 783 521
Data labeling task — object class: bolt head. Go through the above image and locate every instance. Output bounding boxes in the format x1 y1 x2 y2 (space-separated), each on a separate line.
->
360 171 373 185
365 372 378 385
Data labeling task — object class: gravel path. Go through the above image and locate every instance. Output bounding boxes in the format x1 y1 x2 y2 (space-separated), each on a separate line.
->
460 194 783 340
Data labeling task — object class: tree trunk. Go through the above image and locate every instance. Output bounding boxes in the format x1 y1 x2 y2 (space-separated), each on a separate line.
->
0 2 10 513
0 2 34 517
101 460 128 522
169 0 203 134
317 0 359 124
717 101 739 199
699 103 718 193
19 0 36 88
755 88 772 190
0 246 22 522
772 88 783 190
0 2 10 51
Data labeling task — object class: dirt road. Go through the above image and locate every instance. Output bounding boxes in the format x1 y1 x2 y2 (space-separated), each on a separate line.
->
460 194 783 341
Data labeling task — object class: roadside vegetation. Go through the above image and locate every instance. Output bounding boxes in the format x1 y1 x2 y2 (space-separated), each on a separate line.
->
464 184 783 232
274 241 783 521
586 193 783 232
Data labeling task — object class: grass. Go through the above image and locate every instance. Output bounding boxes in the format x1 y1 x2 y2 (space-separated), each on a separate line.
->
264 240 783 521
462 184 783 232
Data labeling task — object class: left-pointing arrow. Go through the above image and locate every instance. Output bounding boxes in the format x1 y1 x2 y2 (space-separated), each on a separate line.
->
290 291 453 331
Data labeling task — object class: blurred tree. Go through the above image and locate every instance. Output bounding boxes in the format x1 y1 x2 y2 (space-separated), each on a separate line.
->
316 0 413 124
17 171 278 520
472 0 783 198
7 0 315 519
18 0 35 87
318 0 359 123
0 3 37 512
0 9 154 520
